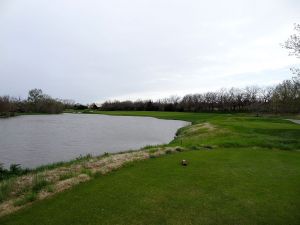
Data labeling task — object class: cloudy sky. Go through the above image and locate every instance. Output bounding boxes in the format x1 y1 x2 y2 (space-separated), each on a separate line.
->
0 0 299 103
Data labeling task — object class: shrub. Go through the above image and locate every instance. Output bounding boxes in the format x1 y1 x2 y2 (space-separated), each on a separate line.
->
0 163 30 181
9 164 22 175
59 172 76 181
165 149 173 154
148 148 158 154
32 175 50 193
13 192 37 206
190 145 200 150
175 147 184 152
0 163 9 181
80 168 93 177
0 179 13 202
46 185 55 193
92 172 102 178
75 154 93 162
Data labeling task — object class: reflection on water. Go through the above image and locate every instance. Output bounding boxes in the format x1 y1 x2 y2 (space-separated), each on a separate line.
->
0 113 188 168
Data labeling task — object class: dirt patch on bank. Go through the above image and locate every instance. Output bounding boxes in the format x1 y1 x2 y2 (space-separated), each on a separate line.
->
189 122 216 131
287 119 300 125
178 122 218 137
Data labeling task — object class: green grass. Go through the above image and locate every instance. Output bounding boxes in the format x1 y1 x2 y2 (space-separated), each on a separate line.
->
1 154 95 182
58 172 77 181
0 179 14 203
1 150 300 225
13 192 37 207
1 111 300 225
92 111 300 150
31 175 50 193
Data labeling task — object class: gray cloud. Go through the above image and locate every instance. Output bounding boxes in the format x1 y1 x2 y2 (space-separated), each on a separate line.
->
0 0 299 103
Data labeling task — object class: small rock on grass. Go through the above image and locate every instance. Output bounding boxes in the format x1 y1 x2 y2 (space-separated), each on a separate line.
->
181 160 188 166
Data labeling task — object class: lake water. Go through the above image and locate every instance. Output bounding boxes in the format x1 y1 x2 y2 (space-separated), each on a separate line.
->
0 113 189 168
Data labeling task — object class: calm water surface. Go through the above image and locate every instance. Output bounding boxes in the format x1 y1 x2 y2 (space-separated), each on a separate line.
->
0 114 189 168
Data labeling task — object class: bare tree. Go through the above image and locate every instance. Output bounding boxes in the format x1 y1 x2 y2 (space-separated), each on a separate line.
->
283 23 300 58
283 24 300 79
28 89 44 103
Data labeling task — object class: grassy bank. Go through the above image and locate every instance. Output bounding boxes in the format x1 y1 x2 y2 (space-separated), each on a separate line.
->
1 111 300 225
0 147 184 216
86 111 300 150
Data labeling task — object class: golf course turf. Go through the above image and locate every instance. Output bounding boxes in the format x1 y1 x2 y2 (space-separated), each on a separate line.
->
1 112 300 225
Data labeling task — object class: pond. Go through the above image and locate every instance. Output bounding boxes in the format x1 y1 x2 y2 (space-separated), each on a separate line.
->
0 113 189 168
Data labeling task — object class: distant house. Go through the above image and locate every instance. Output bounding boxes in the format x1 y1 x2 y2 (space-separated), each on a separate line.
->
88 103 99 110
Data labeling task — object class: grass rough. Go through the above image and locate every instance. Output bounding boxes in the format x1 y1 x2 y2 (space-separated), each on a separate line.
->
0 111 299 225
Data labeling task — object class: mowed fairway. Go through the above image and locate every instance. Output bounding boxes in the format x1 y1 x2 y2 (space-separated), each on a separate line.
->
1 112 300 225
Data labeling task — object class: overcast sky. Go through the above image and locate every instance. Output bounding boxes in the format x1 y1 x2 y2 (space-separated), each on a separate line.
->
0 0 299 103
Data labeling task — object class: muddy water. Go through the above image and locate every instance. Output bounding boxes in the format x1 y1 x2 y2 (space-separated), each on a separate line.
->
0 113 189 168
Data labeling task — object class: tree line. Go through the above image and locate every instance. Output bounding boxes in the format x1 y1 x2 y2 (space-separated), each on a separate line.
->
99 75 300 113
99 23 300 114
0 89 74 117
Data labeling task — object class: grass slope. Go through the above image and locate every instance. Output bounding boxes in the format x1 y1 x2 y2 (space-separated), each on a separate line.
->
95 111 300 150
1 112 300 225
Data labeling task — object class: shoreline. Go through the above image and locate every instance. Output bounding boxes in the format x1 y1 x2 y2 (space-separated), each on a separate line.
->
0 145 187 217
0 111 299 224
0 113 190 170
1 111 299 218
0 114 192 217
